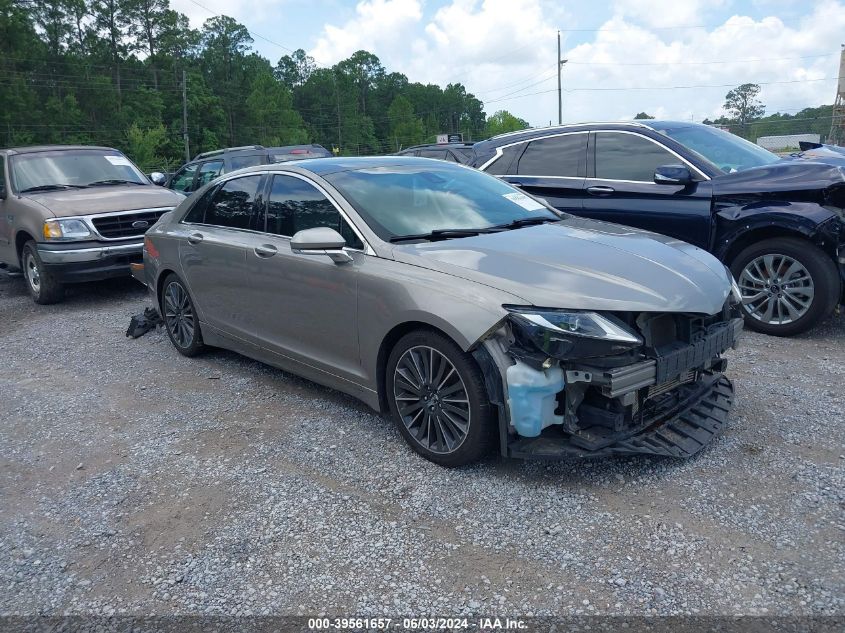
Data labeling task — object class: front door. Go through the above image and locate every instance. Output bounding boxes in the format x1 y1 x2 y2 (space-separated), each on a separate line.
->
178 174 265 338
579 131 713 249
242 172 365 383
0 156 11 261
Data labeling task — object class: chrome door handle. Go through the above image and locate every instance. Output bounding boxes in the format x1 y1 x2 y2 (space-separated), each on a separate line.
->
187 232 204 245
586 186 615 196
254 244 278 258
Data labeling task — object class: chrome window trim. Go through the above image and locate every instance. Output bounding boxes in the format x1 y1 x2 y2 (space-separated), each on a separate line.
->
487 120 650 142
592 129 710 182
181 170 375 256
478 130 589 173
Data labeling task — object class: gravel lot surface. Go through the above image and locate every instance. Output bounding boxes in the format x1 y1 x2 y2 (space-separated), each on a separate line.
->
1 272 843 617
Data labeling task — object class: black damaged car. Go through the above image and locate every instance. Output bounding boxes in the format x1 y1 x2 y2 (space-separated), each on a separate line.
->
471 121 845 336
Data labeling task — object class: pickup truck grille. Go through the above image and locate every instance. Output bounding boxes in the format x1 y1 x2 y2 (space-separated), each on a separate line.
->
91 209 170 239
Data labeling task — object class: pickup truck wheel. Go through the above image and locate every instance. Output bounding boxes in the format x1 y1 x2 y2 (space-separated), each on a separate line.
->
731 237 840 337
22 241 64 305
161 273 205 357
386 329 495 467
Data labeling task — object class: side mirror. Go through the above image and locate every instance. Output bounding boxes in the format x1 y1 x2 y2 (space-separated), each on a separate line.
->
654 164 693 185
149 172 167 186
290 227 352 264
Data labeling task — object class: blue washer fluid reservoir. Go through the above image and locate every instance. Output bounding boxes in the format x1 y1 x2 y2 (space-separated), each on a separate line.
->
506 360 565 438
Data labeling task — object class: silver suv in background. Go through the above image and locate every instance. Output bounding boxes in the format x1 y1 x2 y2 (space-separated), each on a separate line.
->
0 145 184 304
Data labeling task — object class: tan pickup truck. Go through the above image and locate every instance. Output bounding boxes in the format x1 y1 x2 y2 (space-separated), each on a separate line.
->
0 145 184 304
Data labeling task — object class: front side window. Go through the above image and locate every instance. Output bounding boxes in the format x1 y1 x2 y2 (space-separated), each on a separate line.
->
265 175 363 249
204 175 262 230
517 134 586 177
595 133 678 182
324 163 560 241
11 149 147 193
170 164 197 192
195 160 224 189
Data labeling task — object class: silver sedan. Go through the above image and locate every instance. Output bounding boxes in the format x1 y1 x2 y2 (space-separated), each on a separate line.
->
142 157 742 466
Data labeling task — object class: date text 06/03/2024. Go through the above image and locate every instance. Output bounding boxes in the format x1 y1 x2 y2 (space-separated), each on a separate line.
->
307 617 528 630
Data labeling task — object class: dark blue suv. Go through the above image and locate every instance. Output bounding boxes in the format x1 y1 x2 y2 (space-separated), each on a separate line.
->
471 121 845 336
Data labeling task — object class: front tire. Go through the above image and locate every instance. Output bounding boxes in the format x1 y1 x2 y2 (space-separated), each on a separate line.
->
731 237 840 336
160 273 205 357
386 329 495 467
22 241 64 304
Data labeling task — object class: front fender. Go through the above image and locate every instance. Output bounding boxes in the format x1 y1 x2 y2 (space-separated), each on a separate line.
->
713 200 843 261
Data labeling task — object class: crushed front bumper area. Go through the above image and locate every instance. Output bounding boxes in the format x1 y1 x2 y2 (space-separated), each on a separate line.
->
474 312 742 461
507 371 733 459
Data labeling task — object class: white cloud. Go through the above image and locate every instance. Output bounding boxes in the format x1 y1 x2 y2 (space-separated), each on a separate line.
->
612 0 727 29
310 0 424 66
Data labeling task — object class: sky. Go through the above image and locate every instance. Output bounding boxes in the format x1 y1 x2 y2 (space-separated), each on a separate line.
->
169 0 845 127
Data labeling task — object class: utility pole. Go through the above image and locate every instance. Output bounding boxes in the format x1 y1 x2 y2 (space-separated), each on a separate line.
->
557 31 568 125
828 44 845 145
182 69 190 163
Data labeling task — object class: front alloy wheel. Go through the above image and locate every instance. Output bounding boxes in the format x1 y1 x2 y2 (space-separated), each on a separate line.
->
738 253 814 326
731 237 840 337
161 274 204 356
393 345 471 454
387 330 494 467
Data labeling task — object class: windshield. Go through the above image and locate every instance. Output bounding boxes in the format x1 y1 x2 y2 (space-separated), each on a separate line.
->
11 149 148 192
656 125 781 173
324 163 560 241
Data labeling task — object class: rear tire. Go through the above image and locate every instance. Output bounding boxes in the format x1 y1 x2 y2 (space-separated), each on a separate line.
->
386 329 495 467
730 237 840 336
160 273 205 357
22 241 64 304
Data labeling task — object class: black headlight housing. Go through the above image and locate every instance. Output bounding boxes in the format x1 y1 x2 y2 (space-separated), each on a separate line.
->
505 306 644 362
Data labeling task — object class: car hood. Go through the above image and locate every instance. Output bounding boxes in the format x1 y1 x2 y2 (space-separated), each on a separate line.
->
712 160 845 196
391 218 732 314
22 186 184 217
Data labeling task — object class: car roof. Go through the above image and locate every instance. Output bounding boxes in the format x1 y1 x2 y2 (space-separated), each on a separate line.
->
400 143 474 150
472 120 712 151
229 155 461 177
1 144 118 155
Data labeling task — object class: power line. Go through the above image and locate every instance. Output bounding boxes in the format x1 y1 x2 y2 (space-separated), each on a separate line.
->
565 52 840 66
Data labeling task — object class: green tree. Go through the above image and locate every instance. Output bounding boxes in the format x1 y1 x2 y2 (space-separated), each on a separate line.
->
245 72 308 146
387 95 424 150
724 83 765 127
125 122 167 171
485 110 529 137
634 112 654 119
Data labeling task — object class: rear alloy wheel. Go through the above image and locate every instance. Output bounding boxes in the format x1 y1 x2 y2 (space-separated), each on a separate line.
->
386 330 494 467
22 241 64 304
731 237 840 336
161 274 205 356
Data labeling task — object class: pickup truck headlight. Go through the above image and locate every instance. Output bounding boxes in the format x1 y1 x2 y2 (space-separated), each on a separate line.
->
43 218 93 241
505 306 643 360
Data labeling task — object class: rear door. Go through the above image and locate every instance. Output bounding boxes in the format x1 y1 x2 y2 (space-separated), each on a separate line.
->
488 132 587 213
178 174 265 337
580 130 713 248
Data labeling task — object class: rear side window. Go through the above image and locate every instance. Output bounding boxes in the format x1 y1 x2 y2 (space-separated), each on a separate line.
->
484 144 525 175
517 134 587 177
229 154 266 170
169 164 197 192
204 175 262 230
595 132 678 182
265 174 363 249
195 160 224 189
418 149 448 160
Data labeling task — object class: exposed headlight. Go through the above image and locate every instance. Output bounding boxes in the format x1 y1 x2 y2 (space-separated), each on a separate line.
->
505 306 643 361
43 218 92 241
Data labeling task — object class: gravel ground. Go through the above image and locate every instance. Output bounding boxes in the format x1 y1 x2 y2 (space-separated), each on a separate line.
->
0 271 843 617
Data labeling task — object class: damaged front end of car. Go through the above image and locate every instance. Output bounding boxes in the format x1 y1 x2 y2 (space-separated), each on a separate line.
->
473 294 744 460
